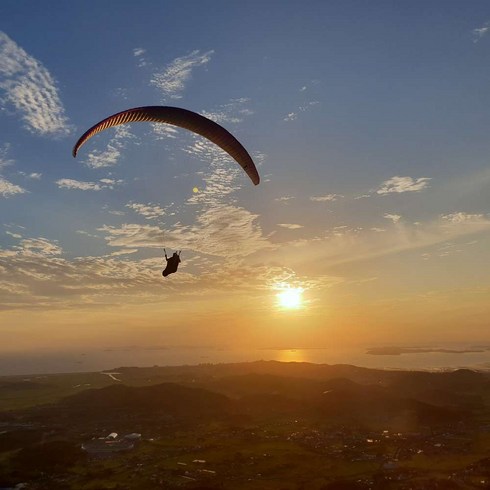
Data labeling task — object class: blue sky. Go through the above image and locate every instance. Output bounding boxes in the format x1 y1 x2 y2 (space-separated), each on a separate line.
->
1 1 490 357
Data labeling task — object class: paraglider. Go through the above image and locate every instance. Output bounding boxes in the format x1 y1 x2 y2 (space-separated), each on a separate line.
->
72 106 260 278
162 249 181 278
72 106 260 185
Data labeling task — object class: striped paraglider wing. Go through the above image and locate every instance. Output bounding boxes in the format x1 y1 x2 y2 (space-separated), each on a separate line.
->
72 106 260 185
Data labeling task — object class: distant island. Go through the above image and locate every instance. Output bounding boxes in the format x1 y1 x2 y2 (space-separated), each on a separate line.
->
366 346 487 356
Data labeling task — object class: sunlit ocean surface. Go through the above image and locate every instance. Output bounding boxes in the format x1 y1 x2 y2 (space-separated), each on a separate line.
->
1 346 490 376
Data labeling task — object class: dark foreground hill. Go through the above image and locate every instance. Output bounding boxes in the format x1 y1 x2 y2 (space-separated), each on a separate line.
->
59 382 232 419
22 372 464 432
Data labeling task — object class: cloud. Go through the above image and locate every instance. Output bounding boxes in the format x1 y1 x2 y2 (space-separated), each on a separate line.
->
101 205 272 258
310 194 342 202
133 48 146 57
152 124 179 140
0 31 71 136
284 100 319 122
377 176 431 195
384 213 402 224
0 237 163 310
200 98 253 124
18 171 42 180
151 50 214 100
0 177 26 197
84 126 135 169
132 47 148 68
0 144 26 197
55 178 123 191
275 196 295 203
278 223 303 230
283 112 297 122
126 202 167 220
441 212 487 224
16 237 62 257
472 22 490 43
98 223 164 249
285 211 490 271
0 233 317 311
0 144 14 170
76 230 99 238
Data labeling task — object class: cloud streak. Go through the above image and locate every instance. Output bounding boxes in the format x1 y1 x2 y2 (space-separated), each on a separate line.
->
310 194 342 202
83 126 135 169
278 224 303 230
151 50 214 100
0 31 71 136
126 202 168 220
472 22 490 43
55 178 123 191
377 176 431 195
0 144 26 197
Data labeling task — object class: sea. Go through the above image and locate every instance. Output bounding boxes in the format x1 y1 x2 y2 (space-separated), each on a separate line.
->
1 345 490 376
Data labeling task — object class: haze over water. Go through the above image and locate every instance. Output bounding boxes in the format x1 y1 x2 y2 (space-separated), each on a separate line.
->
2 345 490 377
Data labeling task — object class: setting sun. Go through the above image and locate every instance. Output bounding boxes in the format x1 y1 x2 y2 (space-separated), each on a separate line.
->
277 287 304 309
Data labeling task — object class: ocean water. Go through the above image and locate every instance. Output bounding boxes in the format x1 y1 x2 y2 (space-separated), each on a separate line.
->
1 346 490 376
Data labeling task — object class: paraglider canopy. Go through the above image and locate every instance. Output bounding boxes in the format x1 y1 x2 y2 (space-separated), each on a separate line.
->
72 106 260 185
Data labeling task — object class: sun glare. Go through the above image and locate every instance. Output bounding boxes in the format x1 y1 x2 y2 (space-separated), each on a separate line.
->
277 287 304 309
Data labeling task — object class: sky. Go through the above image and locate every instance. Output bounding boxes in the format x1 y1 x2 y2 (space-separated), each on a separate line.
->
1 1 490 365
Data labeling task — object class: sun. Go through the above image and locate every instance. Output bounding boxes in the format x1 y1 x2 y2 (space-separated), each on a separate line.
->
277 287 304 309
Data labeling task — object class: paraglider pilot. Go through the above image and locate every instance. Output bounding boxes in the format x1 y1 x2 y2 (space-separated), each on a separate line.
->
162 249 181 277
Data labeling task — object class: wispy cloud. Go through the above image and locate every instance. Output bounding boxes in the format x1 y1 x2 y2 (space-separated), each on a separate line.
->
275 196 295 203
283 101 319 122
132 47 148 68
200 98 253 124
126 202 167 220
55 178 123 191
84 126 135 169
0 144 26 197
20 172 42 179
133 48 146 57
17 237 62 256
0 31 71 136
384 213 402 224
286 212 490 270
377 176 431 195
98 223 164 249
0 144 14 170
441 212 487 224
283 112 297 122
278 223 303 230
152 124 179 140
151 50 214 100
0 236 163 310
310 194 342 202
472 22 490 43
101 205 272 259
0 234 308 311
